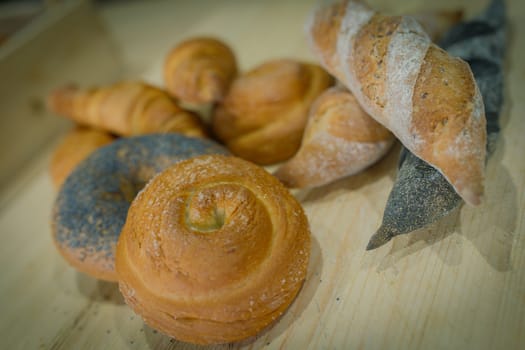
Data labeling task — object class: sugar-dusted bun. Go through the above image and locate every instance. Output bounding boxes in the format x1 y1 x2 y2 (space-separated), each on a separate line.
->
164 37 238 105
49 126 115 189
275 86 394 188
116 155 311 344
212 59 334 165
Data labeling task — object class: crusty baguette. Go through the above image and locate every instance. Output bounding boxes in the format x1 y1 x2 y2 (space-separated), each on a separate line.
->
212 59 333 165
274 86 394 188
48 81 208 138
306 0 486 205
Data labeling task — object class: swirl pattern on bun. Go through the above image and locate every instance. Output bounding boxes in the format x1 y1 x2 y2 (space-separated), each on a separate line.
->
116 155 311 344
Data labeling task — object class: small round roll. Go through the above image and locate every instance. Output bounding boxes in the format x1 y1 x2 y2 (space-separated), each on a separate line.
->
212 59 334 165
51 134 229 281
49 126 116 189
164 37 238 105
116 155 311 345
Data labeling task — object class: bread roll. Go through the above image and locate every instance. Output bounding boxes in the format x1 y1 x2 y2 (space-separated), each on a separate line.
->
116 155 310 344
212 59 334 165
49 126 115 189
306 0 486 205
275 86 394 188
164 37 238 105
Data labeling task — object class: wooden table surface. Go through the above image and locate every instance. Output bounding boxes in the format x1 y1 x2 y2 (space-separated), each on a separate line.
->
1 0 524 349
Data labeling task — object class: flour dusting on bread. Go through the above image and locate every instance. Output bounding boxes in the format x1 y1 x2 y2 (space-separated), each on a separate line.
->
306 0 487 205
337 1 375 97
384 16 430 148
276 132 393 188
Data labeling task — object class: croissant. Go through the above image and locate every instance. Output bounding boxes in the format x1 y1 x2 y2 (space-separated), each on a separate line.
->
116 155 311 344
48 81 208 138
275 86 394 188
49 126 115 189
212 58 334 165
306 0 486 205
164 37 238 105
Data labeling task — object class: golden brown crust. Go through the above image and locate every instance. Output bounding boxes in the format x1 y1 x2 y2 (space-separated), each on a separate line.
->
212 59 334 165
412 46 486 204
353 14 401 109
48 82 208 138
309 86 392 143
275 87 393 188
307 0 347 75
49 126 115 189
163 37 238 105
307 1 487 205
116 155 310 344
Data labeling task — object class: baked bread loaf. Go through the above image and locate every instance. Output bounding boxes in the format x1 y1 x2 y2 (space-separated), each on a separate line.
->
49 126 115 189
116 155 311 344
48 81 208 138
212 59 334 165
164 37 238 105
306 0 486 205
275 86 394 188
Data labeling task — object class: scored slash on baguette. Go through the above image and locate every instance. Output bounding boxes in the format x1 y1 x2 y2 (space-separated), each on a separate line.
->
306 0 487 206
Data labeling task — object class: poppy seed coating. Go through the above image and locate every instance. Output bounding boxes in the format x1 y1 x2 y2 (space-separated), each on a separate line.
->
52 134 229 280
